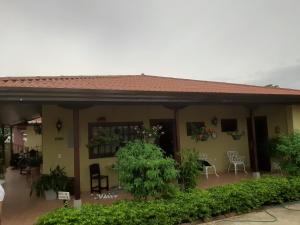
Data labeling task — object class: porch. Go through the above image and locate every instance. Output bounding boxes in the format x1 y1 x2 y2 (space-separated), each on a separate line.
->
0 103 296 200
2 167 253 225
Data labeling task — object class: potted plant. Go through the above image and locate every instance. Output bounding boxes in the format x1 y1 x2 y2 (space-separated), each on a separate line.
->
31 166 69 200
32 174 56 200
191 126 216 142
227 130 245 140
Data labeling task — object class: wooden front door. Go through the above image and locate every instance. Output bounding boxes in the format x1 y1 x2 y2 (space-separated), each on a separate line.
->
150 119 175 157
247 116 270 171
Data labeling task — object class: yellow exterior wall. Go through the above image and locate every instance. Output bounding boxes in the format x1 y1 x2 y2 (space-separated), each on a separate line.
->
42 105 173 191
42 105 74 176
42 104 289 192
24 126 42 150
286 105 300 132
179 105 250 171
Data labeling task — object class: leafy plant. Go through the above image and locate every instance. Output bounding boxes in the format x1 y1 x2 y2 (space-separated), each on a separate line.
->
191 125 216 142
178 149 200 191
87 129 121 150
31 165 70 197
227 130 245 140
273 132 300 175
36 176 300 225
29 155 43 167
267 137 280 158
49 166 69 192
31 174 53 197
116 140 178 200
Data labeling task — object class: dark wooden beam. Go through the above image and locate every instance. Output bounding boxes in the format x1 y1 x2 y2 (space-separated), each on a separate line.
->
10 126 13 161
164 104 187 111
249 108 259 172
173 108 181 163
58 104 93 110
0 125 5 171
73 108 80 200
163 105 186 163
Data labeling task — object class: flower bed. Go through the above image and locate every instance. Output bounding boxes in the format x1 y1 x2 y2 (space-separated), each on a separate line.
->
36 176 300 225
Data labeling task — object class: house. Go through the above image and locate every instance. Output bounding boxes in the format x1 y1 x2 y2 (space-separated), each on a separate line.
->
1 74 300 205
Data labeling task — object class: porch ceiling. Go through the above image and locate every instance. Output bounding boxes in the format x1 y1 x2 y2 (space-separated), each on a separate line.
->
1 88 300 126
0 103 41 125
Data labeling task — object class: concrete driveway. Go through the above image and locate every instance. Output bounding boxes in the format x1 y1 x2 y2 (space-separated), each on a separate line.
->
203 202 300 225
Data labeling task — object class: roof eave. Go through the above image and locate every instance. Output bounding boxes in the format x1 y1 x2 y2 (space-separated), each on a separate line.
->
1 87 300 105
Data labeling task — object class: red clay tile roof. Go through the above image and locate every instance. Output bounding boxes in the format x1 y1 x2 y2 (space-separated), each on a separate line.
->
0 74 300 96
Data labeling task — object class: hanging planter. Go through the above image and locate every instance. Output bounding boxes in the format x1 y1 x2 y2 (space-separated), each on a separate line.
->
191 126 216 142
227 131 245 140
195 134 209 142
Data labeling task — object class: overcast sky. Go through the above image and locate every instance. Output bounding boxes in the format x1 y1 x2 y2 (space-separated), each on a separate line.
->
0 0 300 88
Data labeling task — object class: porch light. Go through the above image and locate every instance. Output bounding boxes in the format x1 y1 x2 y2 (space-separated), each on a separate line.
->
56 119 63 132
211 116 218 126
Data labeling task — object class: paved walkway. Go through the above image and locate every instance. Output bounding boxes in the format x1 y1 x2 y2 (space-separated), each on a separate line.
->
203 202 300 225
2 168 61 225
1 168 133 225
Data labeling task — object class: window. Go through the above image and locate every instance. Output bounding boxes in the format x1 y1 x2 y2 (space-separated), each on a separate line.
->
221 119 237 132
186 122 205 136
88 122 142 159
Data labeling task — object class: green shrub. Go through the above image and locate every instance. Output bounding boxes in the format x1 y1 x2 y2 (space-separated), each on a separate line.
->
273 132 300 175
36 176 300 225
178 149 200 191
267 137 280 158
116 140 178 200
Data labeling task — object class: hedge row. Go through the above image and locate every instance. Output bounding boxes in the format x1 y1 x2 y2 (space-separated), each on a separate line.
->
36 176 300 225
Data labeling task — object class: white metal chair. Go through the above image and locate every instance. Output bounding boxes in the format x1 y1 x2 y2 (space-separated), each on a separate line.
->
271 161 282 174
198 153 219 179
227 151 247 175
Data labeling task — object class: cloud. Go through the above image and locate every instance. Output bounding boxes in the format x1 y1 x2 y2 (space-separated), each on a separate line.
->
247 64 300 88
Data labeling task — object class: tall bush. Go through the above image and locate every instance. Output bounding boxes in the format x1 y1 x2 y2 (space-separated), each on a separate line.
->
274 132 300 175
116 140 178 200
178 149 200 191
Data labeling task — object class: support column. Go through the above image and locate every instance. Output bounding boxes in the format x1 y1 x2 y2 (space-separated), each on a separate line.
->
73 108 81 208
10 126 13 161
249 108 260 178
174 108 181 163
1 125 5 158
0 125 5 176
